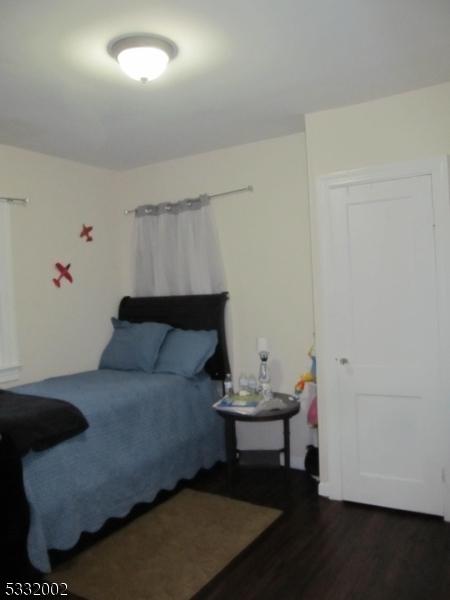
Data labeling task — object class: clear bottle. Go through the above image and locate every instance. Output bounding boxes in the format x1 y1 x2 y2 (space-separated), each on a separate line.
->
247 374 257 394
224 373 233 397
239 373 249 393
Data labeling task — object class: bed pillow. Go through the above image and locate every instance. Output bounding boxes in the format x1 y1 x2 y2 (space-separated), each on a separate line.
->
154 328 218 377
99 318 172 373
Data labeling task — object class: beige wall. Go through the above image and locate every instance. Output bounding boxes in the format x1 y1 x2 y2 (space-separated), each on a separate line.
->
116 133 315 466
306 81 450 177
1 144 122 385
305 81 450 483
2 134 314 466
6 79 450 472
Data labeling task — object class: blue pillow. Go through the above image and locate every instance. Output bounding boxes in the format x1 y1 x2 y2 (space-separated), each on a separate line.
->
99 318 172 373
154 328 218 377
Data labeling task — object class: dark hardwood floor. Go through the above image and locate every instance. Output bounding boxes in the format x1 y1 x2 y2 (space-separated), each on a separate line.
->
189 464 450 600
46 463 450 600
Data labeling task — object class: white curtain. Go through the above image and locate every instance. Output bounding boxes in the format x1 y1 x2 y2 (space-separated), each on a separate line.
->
134 195 226 296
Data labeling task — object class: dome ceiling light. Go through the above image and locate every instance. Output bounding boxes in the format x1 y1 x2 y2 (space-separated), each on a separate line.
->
108 34 177 83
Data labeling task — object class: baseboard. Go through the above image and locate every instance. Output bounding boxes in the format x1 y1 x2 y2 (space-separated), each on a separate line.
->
318 481 331 497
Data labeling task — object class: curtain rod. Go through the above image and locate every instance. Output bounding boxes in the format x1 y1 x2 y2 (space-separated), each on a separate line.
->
0 196 29 206
123 185 253 215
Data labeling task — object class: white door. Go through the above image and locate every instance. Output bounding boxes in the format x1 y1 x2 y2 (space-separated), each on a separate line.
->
329 174 444 515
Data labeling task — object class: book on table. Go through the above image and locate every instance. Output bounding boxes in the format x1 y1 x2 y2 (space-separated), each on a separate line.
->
213 393 263 415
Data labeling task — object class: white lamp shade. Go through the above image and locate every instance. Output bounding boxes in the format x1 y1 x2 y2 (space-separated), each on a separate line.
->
117 46 169 82
257 337 269 353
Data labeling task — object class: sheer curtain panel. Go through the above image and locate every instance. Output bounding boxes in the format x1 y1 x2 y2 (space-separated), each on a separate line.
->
134 195 226 296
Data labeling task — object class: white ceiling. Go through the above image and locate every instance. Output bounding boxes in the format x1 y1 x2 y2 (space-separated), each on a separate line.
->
1 0 450 170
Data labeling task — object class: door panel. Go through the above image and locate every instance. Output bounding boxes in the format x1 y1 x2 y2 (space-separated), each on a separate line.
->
330 175 443 515
356 392 423 482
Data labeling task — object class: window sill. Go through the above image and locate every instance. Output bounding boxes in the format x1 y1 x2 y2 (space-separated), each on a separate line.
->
0 364 21 384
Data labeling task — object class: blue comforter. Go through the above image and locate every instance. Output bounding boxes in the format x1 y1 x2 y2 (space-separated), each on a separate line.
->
13 369 224 572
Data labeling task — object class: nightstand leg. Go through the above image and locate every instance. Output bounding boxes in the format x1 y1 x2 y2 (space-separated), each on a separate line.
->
283 417 291 499
224 418 236 495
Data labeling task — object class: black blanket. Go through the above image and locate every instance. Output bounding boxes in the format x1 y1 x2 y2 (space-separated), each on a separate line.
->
0 389 89 456
0 390 88 577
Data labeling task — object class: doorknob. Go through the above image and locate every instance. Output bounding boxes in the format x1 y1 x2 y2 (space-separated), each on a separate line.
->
339 358 349 365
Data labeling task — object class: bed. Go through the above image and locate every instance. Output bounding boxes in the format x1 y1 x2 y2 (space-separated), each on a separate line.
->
2 292 229 575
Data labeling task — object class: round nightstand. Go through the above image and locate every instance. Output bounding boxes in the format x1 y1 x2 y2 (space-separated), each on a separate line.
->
215 393 300 496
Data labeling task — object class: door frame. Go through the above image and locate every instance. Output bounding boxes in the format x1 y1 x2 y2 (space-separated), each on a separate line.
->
314 156 450 520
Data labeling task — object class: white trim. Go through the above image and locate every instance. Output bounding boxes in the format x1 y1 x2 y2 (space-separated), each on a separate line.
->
318 481 331 498
317 156 447 189
315 176 344 500
0 203 20 381
432 156 450 521
315 156 450 517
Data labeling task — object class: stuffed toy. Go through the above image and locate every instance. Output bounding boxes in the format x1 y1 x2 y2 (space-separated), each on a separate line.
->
295 345 318 428
294 345 316 394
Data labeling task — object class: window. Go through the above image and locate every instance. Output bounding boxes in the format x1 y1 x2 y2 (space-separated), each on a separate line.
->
0 202 20 382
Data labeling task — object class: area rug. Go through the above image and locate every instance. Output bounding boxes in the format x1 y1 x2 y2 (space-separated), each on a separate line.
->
48 489 281 600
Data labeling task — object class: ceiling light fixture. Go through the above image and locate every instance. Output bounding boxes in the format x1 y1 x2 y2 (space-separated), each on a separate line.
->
108 34 177 83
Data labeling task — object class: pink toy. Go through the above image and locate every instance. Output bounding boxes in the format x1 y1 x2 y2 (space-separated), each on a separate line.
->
307 396 318 427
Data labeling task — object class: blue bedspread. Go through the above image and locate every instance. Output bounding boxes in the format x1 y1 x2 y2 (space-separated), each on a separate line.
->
13 369 224 572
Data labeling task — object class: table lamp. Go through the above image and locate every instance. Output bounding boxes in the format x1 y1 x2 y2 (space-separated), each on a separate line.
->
257 337 272 399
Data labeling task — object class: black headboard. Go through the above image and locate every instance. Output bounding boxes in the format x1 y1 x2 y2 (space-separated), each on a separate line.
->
118 292 230 380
